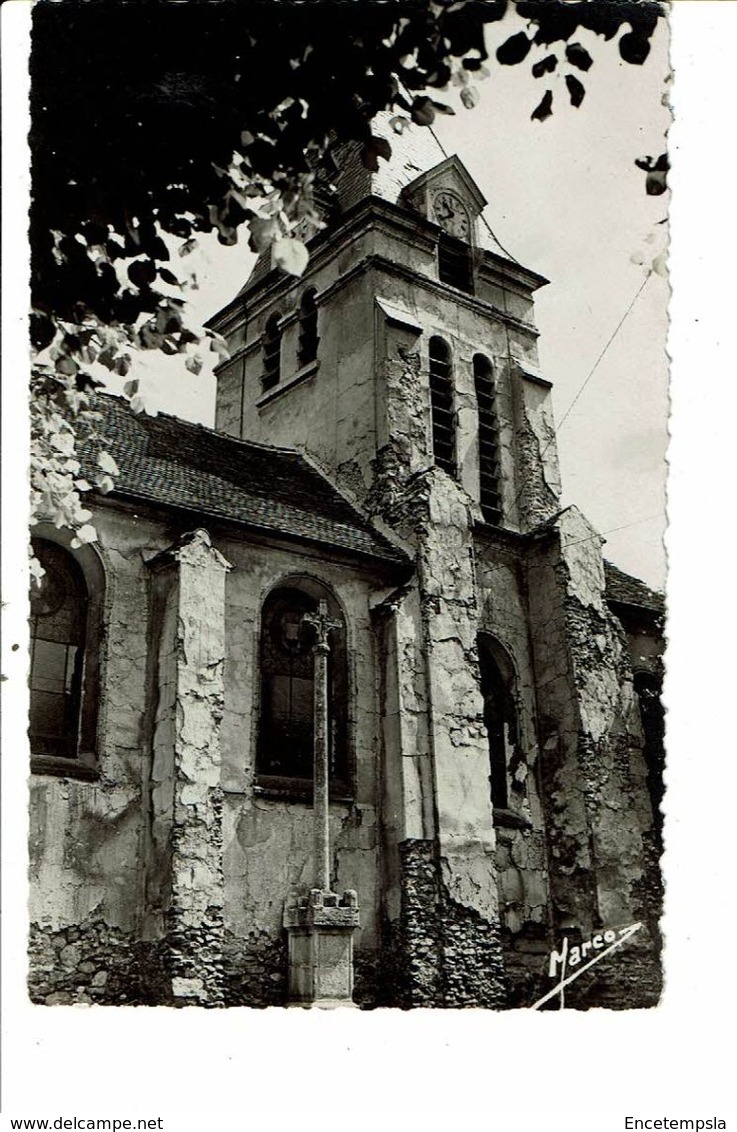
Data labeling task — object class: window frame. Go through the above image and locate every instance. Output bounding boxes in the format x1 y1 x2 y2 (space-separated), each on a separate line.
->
29 534 105 781
437 232 475 294
254 578 352 800
261 312 283 391
428 336 457 477
477 633 521 814
297 288 319 368
473 354 503 526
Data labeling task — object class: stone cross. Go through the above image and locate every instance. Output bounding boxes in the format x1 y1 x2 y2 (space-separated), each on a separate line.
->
302 600 342 893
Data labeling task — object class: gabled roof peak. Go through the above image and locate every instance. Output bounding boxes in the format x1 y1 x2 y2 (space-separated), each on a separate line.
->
399 153 487 215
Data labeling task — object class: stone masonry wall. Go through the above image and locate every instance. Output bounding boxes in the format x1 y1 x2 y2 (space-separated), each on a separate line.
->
383 839 507 1009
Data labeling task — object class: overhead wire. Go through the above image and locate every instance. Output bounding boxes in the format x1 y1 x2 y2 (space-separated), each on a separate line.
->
390 86 662 584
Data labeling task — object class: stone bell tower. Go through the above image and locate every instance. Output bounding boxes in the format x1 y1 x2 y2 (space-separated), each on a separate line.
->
210 116 561 536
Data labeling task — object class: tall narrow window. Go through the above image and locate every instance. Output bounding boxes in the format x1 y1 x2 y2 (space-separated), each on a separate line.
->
297 288 319 367
429 337 456 476
262 312 282 391
257 582 348 790
438 233 474 293
473 354 503 525
478 635 519 810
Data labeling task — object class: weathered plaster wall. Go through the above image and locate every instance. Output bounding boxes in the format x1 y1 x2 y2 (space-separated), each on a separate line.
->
473 534 554 1005
29 508 393 1006
525 507 661 1007
28 508 165 1003
145 530 230 1004
217 537 388 1005
370 437 509 1005
511 370 561 528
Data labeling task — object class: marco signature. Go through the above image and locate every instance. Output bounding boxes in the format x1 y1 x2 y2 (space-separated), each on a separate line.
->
530 922 642 1009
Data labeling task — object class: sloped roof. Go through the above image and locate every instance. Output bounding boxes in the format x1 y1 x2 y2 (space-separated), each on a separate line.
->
87 397 409 567
604 560 665 615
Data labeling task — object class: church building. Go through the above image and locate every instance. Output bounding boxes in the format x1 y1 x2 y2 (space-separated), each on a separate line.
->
28 122 665 1009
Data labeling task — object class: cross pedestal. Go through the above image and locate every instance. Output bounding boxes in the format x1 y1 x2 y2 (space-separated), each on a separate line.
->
284 888 360 1007
282 601 360 1007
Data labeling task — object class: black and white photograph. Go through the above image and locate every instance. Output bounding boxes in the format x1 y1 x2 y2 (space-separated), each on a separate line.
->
1 0 733 1125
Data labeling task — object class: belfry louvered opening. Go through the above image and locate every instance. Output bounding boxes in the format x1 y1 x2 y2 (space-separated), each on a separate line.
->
297 288 319 366
429 337 456 476
262 313 282 390
474 354 502 525
438 233 474 293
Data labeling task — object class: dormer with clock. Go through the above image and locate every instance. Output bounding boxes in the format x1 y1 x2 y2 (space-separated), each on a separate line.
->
400 154 486 241
400 154 487 294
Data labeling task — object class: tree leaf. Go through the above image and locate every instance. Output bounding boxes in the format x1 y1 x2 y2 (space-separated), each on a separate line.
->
619 32 651 66
98 450 119 475
55 355 79 377
137 323 164 350
460 86 479 110
410 96 435 126
127 258 157 288
565 74 586 108
207 331 231 361
272 236 309 278
389 115 410 134
158 267 181 286
532 54 557 79
531 89 553 122
565 42 593 72
72 524 98 546
646 170 667 196
496 31 532 66
30 310 55 351
248 215 280 253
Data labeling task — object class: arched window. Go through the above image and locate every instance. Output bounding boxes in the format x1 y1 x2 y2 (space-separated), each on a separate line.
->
473 354 502 525
478 635 519 810
428 337 456 476
257 581 348 789
29 538 102 774
262 312 282 391
297 288 319 367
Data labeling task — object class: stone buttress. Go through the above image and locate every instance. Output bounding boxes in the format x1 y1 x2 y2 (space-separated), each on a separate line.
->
143 528 231 1005
526 507 662 1007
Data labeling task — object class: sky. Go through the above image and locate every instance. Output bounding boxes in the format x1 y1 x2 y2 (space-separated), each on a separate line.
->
123 6 671 589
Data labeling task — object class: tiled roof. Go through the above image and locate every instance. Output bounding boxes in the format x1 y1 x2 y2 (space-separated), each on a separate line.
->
87 397 409 567
604 560 665 615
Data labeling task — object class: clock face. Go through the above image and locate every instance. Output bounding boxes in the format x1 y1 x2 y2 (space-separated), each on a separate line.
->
432 190 471 239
